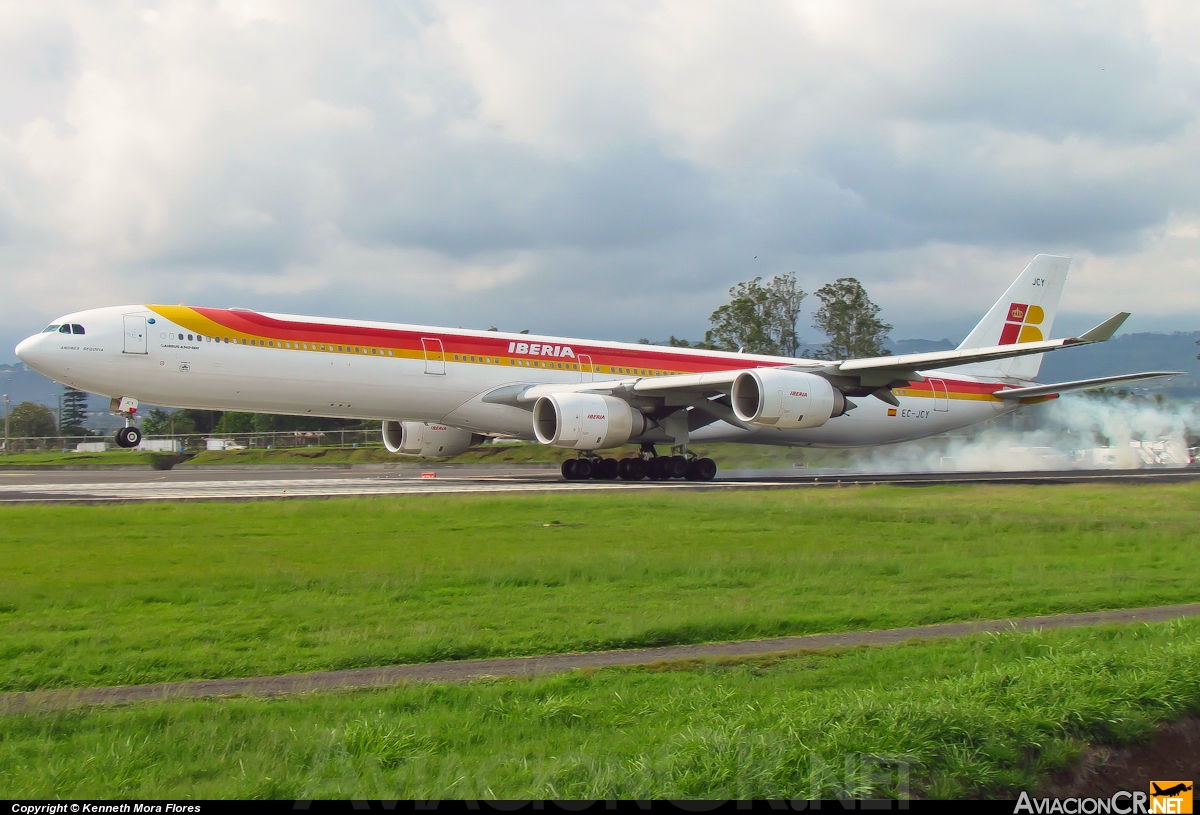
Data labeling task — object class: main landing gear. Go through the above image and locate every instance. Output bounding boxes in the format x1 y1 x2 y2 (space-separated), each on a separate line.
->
561 446 717 482
110 396 142 449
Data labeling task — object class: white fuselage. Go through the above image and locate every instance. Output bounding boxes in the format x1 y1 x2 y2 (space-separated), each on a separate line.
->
16 304 1029 448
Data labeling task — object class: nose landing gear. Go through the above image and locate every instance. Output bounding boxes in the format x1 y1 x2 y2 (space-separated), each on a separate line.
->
115 426 142 449
110 397 142 449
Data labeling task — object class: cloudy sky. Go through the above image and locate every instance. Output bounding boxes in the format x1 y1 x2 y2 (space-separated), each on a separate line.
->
3 0 1199 361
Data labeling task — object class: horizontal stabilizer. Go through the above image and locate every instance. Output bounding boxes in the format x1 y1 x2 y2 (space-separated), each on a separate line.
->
1077 312 1130 343
995 371 1184 400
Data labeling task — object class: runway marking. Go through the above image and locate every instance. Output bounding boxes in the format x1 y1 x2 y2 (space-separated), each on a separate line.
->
0 476 734 503
4 602 1197 714
0 469 1196 504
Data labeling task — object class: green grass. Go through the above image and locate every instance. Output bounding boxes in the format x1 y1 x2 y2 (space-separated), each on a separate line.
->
4 620 1199 799
0 450 158 466
2 485 1198 692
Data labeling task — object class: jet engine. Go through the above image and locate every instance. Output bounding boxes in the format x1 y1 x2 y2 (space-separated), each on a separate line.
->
730 369 850 429
532 393 648 450
382 421 484 457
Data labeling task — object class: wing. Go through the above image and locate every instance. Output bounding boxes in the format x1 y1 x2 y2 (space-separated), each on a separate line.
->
487 312 1135 420
994 371 1184 400
832 312 1130 386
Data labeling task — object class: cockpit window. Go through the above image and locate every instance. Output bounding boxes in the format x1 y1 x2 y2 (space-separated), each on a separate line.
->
58 324 71 334
42 325 60 333
71 324 85 335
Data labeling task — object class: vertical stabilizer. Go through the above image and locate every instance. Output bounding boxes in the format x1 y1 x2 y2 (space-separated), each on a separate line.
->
954 254 1071 380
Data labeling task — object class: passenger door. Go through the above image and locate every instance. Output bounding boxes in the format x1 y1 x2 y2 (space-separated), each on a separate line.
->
929 378 949 412
577 354 593 383
422 337 446 375
123 315 148 355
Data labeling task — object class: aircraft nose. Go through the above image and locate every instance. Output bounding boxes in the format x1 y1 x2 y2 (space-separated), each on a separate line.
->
15 333 45 368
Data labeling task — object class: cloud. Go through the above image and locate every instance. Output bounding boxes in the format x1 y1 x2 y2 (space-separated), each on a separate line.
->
2 0 1199 359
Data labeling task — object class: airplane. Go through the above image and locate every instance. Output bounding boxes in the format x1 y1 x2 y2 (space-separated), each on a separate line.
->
14 254 1180 481
1152 783 1192 797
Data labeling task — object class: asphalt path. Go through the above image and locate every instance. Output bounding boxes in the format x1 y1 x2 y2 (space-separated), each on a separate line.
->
0 464 1197 503
4 602 1197 714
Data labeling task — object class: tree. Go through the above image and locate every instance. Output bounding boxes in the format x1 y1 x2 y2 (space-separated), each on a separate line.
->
140 408 196 436
61 387 89 436
707 273 807 356
811 277 892 360
214 412 255 434
9 402 56 437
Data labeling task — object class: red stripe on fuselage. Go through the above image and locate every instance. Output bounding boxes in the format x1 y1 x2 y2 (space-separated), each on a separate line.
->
187 308 1019 394
190 308 783 373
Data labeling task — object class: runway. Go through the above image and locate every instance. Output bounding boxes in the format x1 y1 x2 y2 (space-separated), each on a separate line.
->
0 464 1197 503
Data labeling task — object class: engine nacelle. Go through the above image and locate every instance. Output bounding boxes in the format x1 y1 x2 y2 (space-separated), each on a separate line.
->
730 369 849 429
532 393 648 450
382 421 484 457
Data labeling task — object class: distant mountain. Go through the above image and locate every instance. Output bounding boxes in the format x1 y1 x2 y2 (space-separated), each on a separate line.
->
884 332 1197 395
1037 331 1199 395
0 363 81 408
0 363 117 431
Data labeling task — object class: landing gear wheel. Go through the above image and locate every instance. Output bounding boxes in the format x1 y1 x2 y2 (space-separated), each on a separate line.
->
619 457 647 481
686 457 717 482
573 458 593 480
115 426 141 449
650 456 671 481
561 459 578 480
667 455 689 479
630 457 649 481
598 458 621 480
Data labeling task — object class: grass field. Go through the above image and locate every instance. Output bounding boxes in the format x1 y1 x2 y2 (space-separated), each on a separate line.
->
0 450 160 466
3 620 1198 799
2 484 1198 693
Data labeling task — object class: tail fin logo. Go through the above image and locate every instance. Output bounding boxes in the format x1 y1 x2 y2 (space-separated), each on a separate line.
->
999 303 1045 345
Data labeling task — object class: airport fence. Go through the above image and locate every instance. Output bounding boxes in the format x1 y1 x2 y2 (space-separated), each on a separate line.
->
0 429 384 454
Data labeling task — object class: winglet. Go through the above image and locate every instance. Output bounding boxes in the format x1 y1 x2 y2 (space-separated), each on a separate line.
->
1077 312 1130 343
